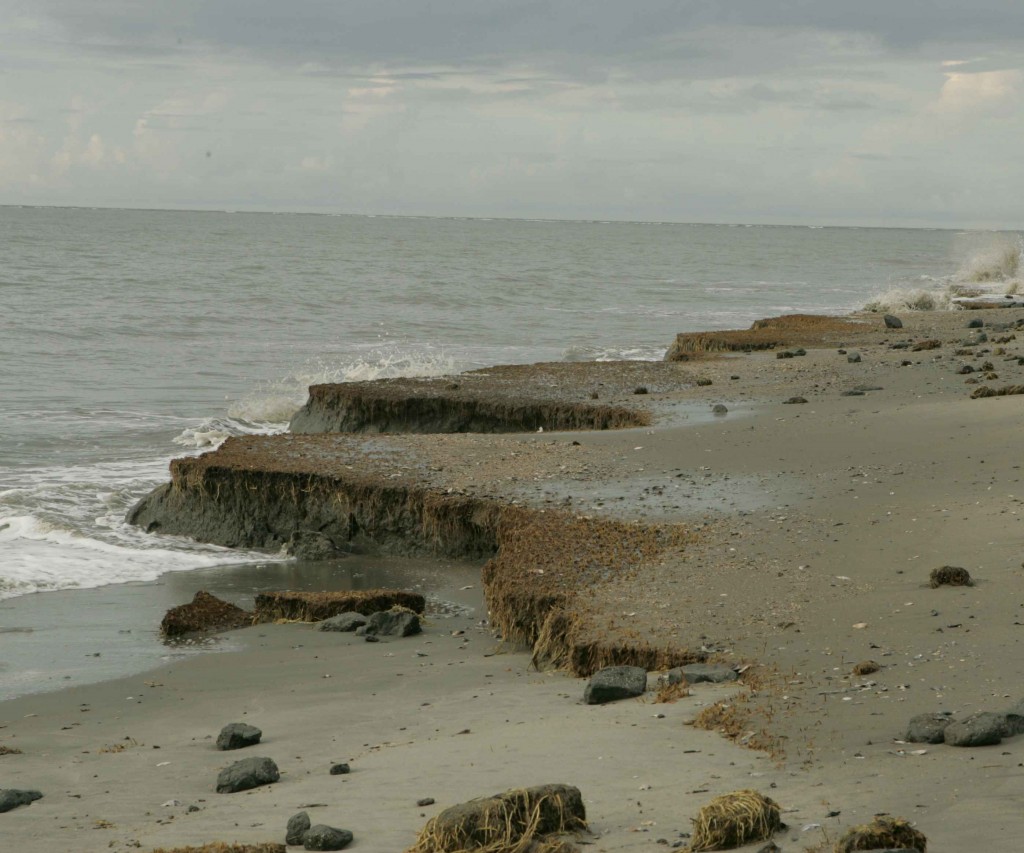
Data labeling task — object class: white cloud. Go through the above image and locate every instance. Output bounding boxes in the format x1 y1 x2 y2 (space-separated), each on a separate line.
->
935 68 1023 113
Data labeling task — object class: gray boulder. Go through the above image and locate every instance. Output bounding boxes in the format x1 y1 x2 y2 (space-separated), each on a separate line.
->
905 712 952 744
944 712 1006 747
216 756 280 793
304 824 354 850
883 314 903 329
286 530 345 560
584 665 647 705
216 722 262 751
0 789 42 813
665 664 738 686
287 811 312 845
365 608 421 638
847 351 862 363
1005 698 1024 735
318 612 368 633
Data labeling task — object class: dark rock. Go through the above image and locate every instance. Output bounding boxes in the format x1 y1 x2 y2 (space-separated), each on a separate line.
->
794 348 807 356
0 789 42 813
840 390 865 397
286 530 346 560
584 665 647 704
666 664 738 686
303 824 353 850
1004 701 1024 736
905 712 952 744
216 756 280 793
956 364 975 374
318 612 368 633
417 797 436 807
287 811 312 845
782 396 807 405
847 351 862 363
711 404 728 415
756 843 781 853
968 318 985 328
364 633 381 643
912 339 941 351
160 591 252 638
633 386 649 395
216 722 263 751
365 607 421 637
944 712 1006 747
776 351 795 359
884 314 903 329
695 378 713 386
929 566 972 588
329 762 350 775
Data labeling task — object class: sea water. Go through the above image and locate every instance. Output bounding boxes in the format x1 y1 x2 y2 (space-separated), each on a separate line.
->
1 207 1020 696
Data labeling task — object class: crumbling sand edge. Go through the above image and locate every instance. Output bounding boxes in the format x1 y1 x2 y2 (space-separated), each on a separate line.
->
128 452 702 676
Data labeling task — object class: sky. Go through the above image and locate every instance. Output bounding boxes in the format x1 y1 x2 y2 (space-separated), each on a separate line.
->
2 1 1023 227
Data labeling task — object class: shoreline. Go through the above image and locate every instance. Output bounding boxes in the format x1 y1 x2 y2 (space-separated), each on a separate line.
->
5 306 1024 850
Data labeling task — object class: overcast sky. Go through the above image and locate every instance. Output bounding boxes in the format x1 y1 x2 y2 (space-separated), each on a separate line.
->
2 1 1023 227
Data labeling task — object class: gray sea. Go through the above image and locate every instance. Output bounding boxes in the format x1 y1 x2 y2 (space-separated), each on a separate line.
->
2 206 1021 698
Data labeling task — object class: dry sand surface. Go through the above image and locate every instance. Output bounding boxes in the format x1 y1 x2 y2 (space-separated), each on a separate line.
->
4 308 1024 851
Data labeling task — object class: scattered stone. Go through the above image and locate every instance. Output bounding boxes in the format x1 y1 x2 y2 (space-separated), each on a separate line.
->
365 607 422 638
712 404 728 415
161 591 252 638
956 364 975 374
840 390 865 397
0 789 42 813
216 722 263 751
905 712 952 744
696 378 713 387
665 664 738 686
584 665 648 704
929 566 972 588
303 824 353 851
318 612 368 633
968 318 985 328
883 314 903 329
782 396 807 405
847 351 862 363
329 763 350 775
756 843 781 853
364 633 381 643
776 351 794 359
216 756 280 793
971 384 1024 399
911 339 941 351
1004 699 1024 736
633 386 649 395
287 811 312 845
944 712 1006 747
417 797 436 807
852 660 879 676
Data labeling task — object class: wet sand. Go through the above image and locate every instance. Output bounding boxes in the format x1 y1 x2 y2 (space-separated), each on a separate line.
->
4 308 1024 851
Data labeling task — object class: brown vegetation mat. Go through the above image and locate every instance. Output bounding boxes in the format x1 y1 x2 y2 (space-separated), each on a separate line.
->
253 589 426 623
407 783 587 853
834 816 927 852
688 789 782 852
929 565 973 588
483 509 705 676
147 844 285 853
161 591 253 638
665 314 868 359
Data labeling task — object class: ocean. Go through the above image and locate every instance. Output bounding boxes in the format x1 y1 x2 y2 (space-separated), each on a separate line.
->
1 206 1021 698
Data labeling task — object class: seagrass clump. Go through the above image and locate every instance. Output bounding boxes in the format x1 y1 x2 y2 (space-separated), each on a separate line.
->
147 843 285 853
688 789 782 851
253 589 425 623
928 566 973 588
834 816 926 852
160 591 253 638
407 784 587 853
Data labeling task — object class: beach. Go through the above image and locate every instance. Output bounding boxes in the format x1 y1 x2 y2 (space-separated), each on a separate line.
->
4 306 1024 851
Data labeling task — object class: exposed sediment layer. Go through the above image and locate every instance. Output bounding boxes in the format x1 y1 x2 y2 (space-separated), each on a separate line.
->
288 361 702 434
128 433 701 674
665 313 869 359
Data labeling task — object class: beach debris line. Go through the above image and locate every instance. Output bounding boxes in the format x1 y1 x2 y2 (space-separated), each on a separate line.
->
970 383 1024 398
583 665 647 704
216 756 280 793
406 783 587 853
833 815 926 852
161 591 252 638
0 788 42 813
687 789 782 852
216 722 262 751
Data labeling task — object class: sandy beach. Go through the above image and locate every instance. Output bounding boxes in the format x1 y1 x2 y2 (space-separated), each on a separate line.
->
5 307 1024 852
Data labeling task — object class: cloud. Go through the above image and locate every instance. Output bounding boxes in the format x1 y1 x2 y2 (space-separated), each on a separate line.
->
935 68 1023 113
